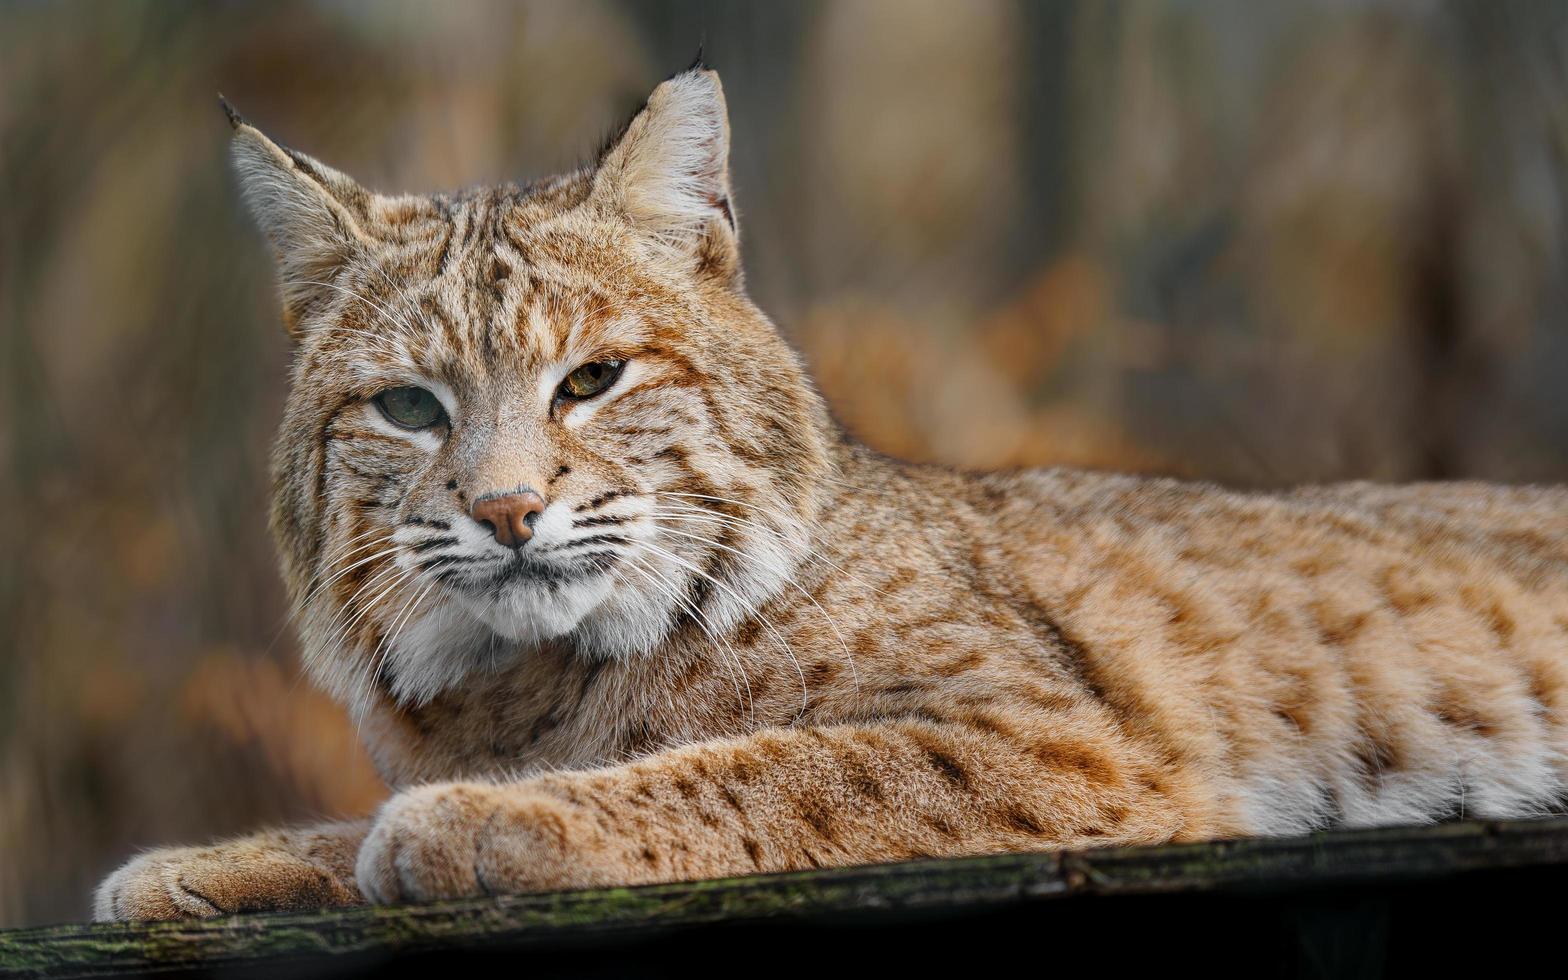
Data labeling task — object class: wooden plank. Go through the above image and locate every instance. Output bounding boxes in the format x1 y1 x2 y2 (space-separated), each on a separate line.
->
5 817 1568 978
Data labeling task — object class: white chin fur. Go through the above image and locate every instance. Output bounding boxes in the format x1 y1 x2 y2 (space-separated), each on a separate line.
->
460 568 679 660
460 574 617 646
378 603 497 711
373 566 678 709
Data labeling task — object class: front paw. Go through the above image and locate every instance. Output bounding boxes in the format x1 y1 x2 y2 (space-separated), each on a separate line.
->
94 837 360 922
356 782 598 904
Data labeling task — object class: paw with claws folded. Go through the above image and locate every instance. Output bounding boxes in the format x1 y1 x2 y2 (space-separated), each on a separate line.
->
93 827 363 921
355 781 603 903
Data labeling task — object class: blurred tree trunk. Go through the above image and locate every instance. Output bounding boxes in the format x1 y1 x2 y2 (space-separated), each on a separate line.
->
1064 0 1568 485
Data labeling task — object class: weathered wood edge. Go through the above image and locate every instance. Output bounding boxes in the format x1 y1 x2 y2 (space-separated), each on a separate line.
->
6 817 1568 977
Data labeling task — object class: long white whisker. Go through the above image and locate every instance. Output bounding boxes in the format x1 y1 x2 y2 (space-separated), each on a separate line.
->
619 549 753 724
376 574 442 685
650 502 889 606
652 521 860 696
299 525 389 593
655 493 889 598
297 539 402 616
324 558 410 653
353 569 435 730
323 558 415 684
636 539 809 718
298 543 407 667
263 526 389 657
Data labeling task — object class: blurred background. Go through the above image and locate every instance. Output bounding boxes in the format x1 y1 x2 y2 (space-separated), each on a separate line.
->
5 0 1568 927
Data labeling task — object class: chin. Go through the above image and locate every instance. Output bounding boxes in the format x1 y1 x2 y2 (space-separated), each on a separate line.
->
464 575 618 646
357 566 681 712
467 563 682 661
420 572 670 678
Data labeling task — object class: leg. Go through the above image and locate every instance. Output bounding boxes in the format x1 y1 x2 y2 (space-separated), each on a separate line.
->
94 819 369 921
357 719 1184 902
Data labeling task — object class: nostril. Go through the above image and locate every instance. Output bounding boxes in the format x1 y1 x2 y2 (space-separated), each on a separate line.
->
471 490 547 550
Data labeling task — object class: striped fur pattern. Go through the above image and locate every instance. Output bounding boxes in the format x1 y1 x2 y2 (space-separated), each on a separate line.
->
96 69 1568 920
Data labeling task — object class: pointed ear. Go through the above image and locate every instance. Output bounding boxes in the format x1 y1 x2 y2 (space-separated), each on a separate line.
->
590 69 740 279
223 99 372 335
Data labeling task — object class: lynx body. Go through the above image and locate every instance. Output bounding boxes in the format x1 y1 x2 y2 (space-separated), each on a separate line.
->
96 69 1568 920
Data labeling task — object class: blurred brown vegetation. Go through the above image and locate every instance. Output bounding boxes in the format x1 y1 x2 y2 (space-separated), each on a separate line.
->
5 0 1568 927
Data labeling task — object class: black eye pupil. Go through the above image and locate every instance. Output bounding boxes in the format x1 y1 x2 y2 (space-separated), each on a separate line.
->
562 360 623 399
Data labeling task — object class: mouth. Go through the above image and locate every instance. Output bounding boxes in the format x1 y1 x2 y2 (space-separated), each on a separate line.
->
454 548 622 592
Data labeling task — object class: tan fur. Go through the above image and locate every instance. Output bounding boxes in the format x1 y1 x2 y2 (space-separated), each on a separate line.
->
96 70 1568 920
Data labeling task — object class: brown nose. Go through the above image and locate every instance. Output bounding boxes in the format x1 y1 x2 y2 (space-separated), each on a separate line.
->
471 490 546 548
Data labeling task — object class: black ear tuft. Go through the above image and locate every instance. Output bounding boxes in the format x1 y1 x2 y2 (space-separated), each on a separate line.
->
686 43 707 73
218 94 245 131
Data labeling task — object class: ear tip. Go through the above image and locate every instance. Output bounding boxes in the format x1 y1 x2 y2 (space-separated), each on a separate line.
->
662 65 725 106
217 93 245 131
666 49 721 90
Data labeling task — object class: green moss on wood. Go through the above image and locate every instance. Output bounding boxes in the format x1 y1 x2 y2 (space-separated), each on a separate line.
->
5 818 1568 977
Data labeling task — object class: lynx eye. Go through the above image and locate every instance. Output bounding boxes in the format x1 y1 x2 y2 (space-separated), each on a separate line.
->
373 386 446 430
558 360 625 400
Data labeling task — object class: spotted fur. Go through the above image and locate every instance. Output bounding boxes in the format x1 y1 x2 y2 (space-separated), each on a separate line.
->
96 69 1568 920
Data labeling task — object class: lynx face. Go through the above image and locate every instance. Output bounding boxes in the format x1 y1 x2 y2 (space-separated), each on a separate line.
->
238 72 833 714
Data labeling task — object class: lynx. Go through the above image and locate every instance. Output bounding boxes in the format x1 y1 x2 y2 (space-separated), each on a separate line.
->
96 67 1568 920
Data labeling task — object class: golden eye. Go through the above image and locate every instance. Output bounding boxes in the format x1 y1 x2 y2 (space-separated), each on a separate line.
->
373 386 446 429
559 360 625 400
